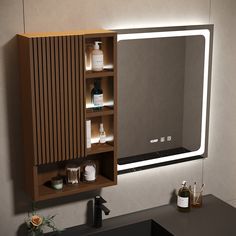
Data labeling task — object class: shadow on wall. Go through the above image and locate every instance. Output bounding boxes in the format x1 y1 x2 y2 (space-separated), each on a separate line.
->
3 36 101 216
169 189 177 204
3 35 30 214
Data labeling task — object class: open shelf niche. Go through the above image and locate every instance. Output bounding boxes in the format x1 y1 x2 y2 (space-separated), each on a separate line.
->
84 32 117 170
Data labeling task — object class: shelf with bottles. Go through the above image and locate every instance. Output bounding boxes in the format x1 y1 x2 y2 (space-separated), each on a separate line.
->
87 142 114 155
84 33 116 74
36 152 116 201
86 115 114 155
86 77 114 117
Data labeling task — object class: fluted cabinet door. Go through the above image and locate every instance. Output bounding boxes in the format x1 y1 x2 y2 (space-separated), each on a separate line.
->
21 35 83 165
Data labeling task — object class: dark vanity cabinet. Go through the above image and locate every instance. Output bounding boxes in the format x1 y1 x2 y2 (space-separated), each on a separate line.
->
18 30 117 201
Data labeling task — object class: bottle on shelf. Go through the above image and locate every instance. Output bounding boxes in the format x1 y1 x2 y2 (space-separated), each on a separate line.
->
86 120 92 148
91 79 103 110
91 41 104 72
177 180 191 212
99 123 106 144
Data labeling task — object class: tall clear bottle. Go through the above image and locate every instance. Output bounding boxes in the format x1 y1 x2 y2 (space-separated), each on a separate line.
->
177 181 190 212
99 123 106 144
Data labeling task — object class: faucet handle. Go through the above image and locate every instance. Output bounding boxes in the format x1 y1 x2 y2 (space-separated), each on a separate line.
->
95 195 107 204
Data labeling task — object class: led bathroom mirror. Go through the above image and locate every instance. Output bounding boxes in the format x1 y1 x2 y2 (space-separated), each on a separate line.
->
116 25 213 173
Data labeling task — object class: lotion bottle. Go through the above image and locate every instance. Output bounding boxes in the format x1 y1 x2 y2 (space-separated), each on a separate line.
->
91 41 104 71
177 181 190 212
86 120 91 148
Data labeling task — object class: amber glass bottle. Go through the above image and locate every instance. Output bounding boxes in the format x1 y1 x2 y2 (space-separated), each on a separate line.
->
177 181 190 212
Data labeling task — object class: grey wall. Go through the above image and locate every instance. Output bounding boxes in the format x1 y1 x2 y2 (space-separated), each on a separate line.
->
204 0 236 206
1 0 236 235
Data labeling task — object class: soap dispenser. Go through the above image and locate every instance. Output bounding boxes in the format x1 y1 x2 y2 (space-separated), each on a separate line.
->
91 41 104 71
177 180 190 212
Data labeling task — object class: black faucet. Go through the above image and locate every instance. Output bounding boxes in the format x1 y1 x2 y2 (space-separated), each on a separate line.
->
94 195 110 228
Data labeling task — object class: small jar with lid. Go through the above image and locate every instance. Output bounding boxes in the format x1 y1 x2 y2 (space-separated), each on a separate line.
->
83 160 96 182
51 176 63 190
66 165 80 184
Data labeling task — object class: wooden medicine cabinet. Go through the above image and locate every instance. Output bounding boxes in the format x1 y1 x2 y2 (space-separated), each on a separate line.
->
18 30 117 201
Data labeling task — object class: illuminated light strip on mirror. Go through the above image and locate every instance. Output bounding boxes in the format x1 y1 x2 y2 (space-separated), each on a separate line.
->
117 28 210 171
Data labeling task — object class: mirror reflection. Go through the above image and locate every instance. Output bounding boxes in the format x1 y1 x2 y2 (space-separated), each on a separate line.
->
117 26 212 172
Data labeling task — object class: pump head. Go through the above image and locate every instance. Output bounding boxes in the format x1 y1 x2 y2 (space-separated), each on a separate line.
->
94 41 102 50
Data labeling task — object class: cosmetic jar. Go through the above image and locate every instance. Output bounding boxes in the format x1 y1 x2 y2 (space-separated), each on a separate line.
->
66 165 80 184
51 176 63 190
83 161 96 182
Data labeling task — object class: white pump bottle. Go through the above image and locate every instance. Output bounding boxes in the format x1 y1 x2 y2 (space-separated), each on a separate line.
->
91 41 104 71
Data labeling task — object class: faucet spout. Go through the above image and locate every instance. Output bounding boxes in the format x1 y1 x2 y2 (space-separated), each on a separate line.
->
94 195 110 228
101 204 110 215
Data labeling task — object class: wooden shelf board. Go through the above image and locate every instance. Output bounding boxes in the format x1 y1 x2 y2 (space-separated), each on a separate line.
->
87 142 114 155
18 29 115 38
85 69 114 79
38 175 114 201
86 106 114 118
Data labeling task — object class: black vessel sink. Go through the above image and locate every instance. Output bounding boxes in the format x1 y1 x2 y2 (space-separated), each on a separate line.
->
89 220 173 236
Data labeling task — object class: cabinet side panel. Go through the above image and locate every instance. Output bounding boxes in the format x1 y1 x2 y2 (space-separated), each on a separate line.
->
18 36 37 198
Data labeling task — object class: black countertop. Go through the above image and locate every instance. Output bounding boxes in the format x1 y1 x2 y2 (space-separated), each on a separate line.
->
47 194 236 236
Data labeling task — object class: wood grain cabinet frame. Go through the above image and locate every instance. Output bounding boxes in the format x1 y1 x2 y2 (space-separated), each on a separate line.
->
18 30 117 201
